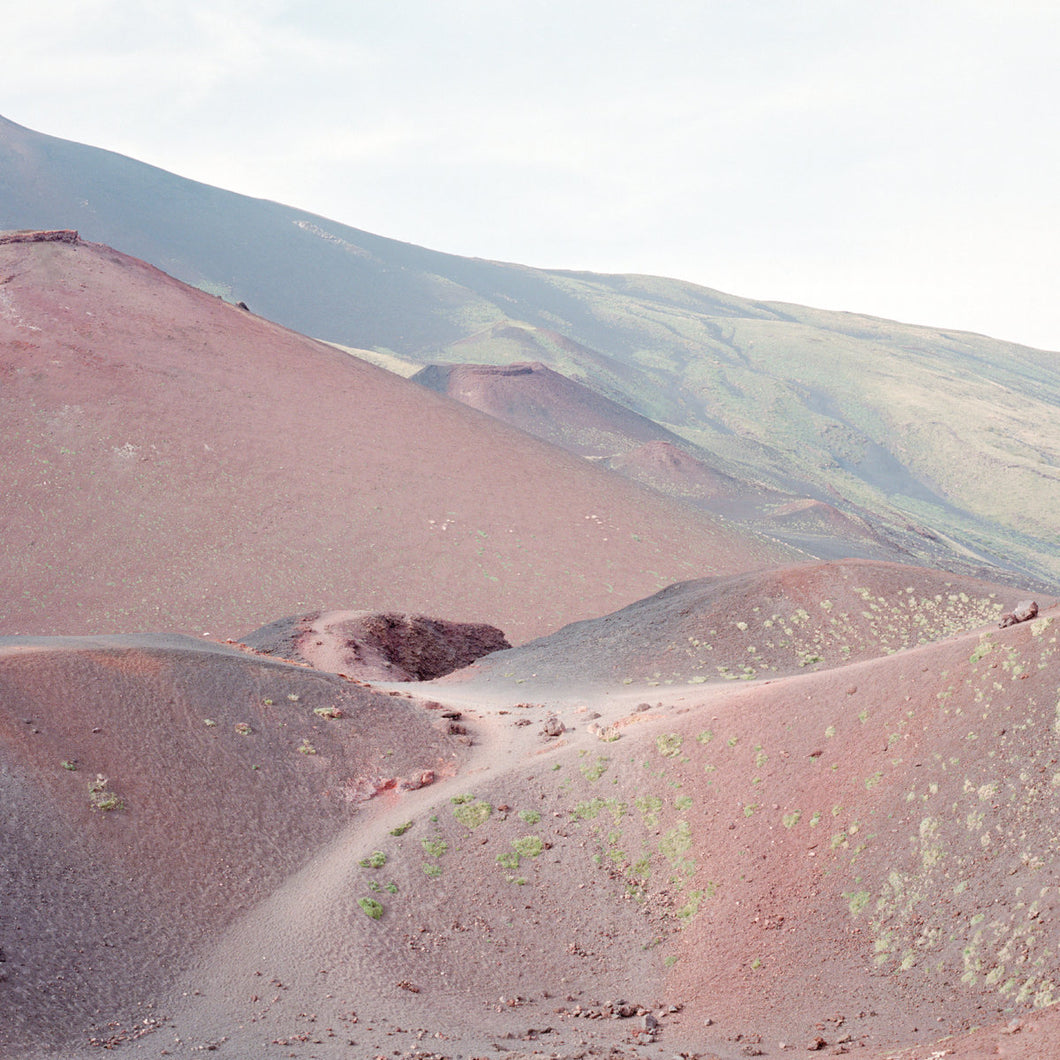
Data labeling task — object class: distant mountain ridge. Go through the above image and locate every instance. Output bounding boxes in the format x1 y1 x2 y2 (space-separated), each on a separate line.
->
2 113 1058 588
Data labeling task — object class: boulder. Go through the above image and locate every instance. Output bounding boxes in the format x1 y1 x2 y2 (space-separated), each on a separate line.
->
999 600 1038 628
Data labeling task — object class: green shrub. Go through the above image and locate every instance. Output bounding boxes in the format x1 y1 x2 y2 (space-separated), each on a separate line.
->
358 897 384 920
453 799 492 829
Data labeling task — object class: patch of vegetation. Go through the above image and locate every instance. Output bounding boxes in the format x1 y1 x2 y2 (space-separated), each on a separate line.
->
846 890 872 917
660 821 693 868
676 889 705 924
88 774 123 812
635 794 664 827
390 820 414 836
497 834 545 873
421 838 448 858
518 809 541 824
656 733 683 758
581 755 610 781
234 722 253 736
574 796 626 823
359 850 387 869
314 705 344 719
511 835 544 859
297 738 316 754
452 798 493 829
358 897 384 920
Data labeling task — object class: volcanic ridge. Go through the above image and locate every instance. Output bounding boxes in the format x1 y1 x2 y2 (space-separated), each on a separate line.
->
1 217 1059 1060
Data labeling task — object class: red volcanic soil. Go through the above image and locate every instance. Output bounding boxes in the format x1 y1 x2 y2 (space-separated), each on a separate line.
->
0 634 466 1056
5 240 1060 1060
608 438 745 498
411 360 685 457
0 234 798 644
412 362 906 564
3 560 1059 1059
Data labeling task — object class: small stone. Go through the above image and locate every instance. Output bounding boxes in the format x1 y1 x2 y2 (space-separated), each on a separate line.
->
542 713 565 737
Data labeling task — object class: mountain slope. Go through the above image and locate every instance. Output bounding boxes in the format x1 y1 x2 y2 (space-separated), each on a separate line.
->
411 359 685 457
0 232 796 643
5 565 1057 1058
448 559 1017 691
412 359 910 562
3 114 1057 588
0 634 467 1054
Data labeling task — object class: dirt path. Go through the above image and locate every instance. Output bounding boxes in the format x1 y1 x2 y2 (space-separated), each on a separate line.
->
159 672 749 1057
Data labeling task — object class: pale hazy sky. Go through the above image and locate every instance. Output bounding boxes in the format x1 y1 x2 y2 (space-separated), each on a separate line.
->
6 1 1060 350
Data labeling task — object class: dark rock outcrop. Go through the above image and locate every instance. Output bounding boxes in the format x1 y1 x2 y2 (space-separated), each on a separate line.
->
0 229 78 244
999 600 1038 627
241 610 510 681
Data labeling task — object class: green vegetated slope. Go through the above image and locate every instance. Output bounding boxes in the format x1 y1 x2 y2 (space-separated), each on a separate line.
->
432 277 1060 585
4 114 1058 587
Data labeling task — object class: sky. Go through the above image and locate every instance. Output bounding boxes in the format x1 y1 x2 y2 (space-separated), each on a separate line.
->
5 0 1060 350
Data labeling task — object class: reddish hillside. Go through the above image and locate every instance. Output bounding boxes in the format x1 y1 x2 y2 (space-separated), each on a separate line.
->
454 559 1021 690
0 233 798 644
1 561 1058 1058
414 362 911 564
0 634 466 1055
411 359 685 456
